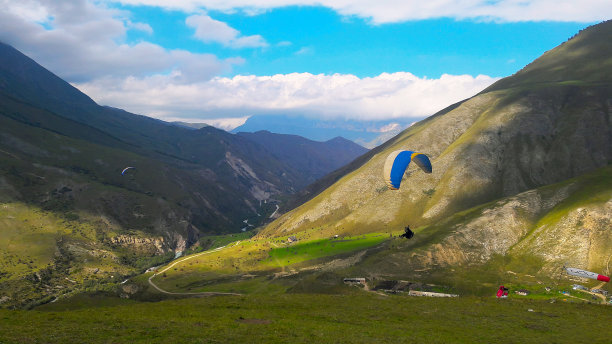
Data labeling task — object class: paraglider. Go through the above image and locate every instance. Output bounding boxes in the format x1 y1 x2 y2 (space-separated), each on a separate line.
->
121 167 135 175
564 267 610 282
383 150 432 190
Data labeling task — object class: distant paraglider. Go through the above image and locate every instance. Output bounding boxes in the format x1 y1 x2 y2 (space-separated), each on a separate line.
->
564 267 610 282
121 167 135 175
383 150 432 190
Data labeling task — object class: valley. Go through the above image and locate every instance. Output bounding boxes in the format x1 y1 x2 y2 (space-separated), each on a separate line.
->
0 10 611 344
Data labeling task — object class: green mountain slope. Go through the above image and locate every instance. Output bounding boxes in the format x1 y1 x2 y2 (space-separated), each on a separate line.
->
261 20 611 238
484 20 612 91
111 22 612 305
253 21 612 290
120 166 609 301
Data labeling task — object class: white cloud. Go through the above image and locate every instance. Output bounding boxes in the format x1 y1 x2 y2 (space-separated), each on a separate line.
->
110 0 612 23
127 20 154 34
0 0 241 83
0 0 511 131
74 72 499 127
374 122 402 133
186 13 268 48
204 116 250 130
295 46 313 55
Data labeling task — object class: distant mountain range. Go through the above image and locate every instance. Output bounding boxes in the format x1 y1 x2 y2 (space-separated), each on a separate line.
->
0 41 368 234
236 131 367 186
232 114 418 149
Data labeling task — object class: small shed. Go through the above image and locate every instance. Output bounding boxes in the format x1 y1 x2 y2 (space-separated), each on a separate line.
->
591 289 608 296
287 236 298 243
515 289 530 296
572 284 588 291
343 278 366 285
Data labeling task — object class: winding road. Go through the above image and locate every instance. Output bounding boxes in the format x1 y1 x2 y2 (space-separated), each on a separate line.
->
147 241 242 296
269 204 280 218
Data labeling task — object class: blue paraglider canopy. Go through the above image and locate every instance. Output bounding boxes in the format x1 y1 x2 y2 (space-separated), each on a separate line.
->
383 150 432 190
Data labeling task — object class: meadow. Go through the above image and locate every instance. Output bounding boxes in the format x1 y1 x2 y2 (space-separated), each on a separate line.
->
1 293 611 343
143 232 392 295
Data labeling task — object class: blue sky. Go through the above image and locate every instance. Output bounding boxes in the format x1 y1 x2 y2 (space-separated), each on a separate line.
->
123 5 587 78
0 1 607 130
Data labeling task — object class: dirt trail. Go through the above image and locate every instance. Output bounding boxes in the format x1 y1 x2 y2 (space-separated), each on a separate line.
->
147 241 242 296
573 289 607 303
583 253 612 304
269 204 280 218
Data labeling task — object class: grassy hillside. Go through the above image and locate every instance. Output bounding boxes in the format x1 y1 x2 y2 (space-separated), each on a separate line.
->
115 167 609 301
0 95 270 307
261 82 611 237
0 201 176 309
253 24 612 297
484 19 612 92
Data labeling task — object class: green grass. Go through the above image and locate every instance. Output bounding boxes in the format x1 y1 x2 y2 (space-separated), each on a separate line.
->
2 293 611 343
200 230 257 250
0 201 178 308
532 166 611 230
139 165 612 300
142 232 390 295
266 234 388 267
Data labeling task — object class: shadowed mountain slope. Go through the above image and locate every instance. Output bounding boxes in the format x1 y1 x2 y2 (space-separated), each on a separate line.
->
0 41 368 237
237 131 368 186
0 41 368 307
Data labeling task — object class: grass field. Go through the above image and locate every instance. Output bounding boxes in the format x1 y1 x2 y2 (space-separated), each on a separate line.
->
266 234 388 267
143 232 392 295
1 293 611 343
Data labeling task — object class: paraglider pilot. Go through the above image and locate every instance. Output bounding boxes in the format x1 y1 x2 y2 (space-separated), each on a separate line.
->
400 225 414 239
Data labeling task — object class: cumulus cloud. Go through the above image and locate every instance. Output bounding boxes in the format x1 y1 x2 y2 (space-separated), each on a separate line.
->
74 72 499 126
127 20 154 34
186 13 268 48
111 0 612 23
0 0 503 131
0 0 242 83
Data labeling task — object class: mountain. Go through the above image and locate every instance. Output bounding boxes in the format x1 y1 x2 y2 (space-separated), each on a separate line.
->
236 131 368 186
258 21 612 285
0 42 366 307
232 114 418 148
0 40 360 236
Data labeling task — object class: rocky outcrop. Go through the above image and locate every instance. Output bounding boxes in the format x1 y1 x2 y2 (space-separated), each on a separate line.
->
512 198 612 274
109 235 165 254
357 169 610 279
